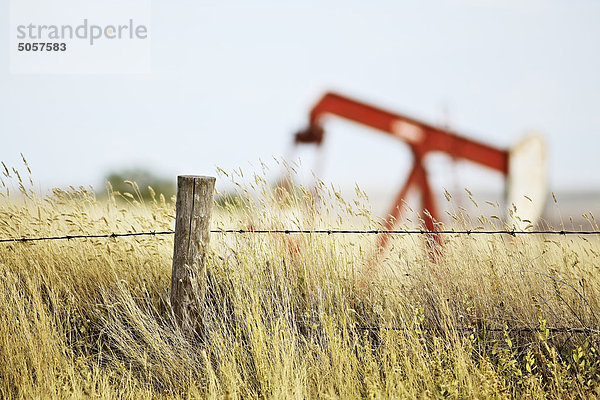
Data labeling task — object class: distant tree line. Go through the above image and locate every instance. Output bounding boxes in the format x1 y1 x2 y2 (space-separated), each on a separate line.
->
102 167 175 202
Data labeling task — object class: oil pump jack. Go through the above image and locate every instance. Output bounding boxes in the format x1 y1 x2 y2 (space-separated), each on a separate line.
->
293 92 547 252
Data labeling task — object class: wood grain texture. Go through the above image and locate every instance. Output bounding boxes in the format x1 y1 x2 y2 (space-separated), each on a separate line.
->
170 175 215 336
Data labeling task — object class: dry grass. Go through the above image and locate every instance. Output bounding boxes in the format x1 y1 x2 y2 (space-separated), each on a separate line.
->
1 163 600 399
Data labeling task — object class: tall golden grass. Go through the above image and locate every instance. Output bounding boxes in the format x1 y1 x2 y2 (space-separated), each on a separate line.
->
1 162 600 399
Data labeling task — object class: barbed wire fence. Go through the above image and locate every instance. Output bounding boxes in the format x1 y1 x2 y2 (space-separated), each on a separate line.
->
1 228 599 244
1 175 598 340
2 227 599 335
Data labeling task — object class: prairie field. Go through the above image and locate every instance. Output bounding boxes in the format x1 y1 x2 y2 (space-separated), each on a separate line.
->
1 168 600 399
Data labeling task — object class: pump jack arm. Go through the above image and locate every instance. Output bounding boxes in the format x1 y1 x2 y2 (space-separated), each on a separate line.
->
295 92 510 250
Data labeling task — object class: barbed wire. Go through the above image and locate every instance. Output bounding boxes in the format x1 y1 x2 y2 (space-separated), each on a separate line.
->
354 325 599 334
0 228 598 244
0 231 175 243
214 229 600 236
2 229 598 335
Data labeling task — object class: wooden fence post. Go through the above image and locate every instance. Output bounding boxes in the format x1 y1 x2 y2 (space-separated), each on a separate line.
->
170 175 216 335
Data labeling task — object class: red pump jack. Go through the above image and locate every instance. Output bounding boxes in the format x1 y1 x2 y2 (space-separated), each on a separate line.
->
293 92 545 255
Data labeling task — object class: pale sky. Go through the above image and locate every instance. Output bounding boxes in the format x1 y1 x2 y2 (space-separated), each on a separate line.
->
2 0 599 203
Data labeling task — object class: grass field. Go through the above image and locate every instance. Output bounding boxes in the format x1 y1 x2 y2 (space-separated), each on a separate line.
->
1 166 600 399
